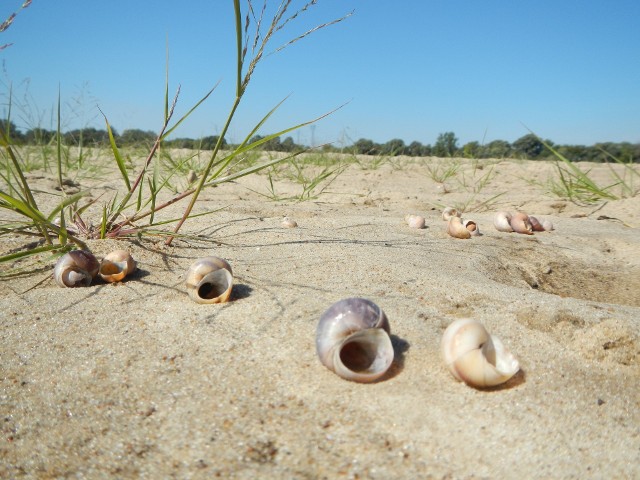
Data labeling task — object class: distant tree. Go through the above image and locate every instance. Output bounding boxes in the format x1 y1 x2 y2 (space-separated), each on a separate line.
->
120 129 157 146
165 137 197 149
462 141 480 159
482 140 512 158
262 135 281 152
280 136 297 152
23 127 54 145
69 128 112 146
0 119 25 143
381 138 406 156
200 135 226 150
406 140 427 157
433 132 458 157
353 138 378 155
513 134 544 159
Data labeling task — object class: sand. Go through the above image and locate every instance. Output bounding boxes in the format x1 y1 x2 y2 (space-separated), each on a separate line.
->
1 154 639 478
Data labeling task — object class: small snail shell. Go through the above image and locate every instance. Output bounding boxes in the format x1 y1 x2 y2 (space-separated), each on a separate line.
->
99 250 136 283
441 318 520 388
53 250 99 288
281 216 298 228
405 214 426 229
463 219 480 236
447 216 471 239
529 216 554 232
186 170 198 184
185 257 233 304
510 212 533 235
316 298 394 383
493 211 514 232
442 207 461 221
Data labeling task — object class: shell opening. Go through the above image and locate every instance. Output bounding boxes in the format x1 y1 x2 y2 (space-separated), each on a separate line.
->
335 329 394 380
197 269 232 301
65 270 91 287
340 338 380 373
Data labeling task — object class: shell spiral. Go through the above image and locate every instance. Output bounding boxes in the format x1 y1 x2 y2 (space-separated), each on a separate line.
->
316 298 394 383
53 250 100 288
185 257 234 304
441 318 520 388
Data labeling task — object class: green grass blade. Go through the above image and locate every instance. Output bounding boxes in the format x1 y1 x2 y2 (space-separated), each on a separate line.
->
160 84 219 141
56 86 64 192
0 244 70 263
0 189 47 223
101 110 131 190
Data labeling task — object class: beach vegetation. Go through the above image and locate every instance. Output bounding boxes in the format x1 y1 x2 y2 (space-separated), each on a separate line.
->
0 0 353 269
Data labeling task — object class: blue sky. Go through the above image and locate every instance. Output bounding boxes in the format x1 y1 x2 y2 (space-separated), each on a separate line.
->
1 0 639 148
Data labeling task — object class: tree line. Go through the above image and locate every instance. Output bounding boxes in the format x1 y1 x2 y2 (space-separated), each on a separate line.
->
3 121 638 163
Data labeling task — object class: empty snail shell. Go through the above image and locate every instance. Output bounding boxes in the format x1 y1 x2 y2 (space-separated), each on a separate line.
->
442 207 461 221
441 318 520 388
529 215 554 232
53 250 99 288
463 219 480 236
405 214 426 229
493 211 514 232
316 298 394 383
447 216 471 239
281 216 298 228
185 257 233 304
510 212 533 235
99 250 136 283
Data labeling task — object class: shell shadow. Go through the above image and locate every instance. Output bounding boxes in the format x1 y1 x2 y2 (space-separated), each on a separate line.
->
230 283 253 301
478 368 527 392
377 334 410 382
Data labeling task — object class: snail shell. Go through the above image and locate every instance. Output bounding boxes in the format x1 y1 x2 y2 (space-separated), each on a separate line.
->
463 219 480 236
99 250 136 283
447 216 471 239
316 298 394 383
281 216 298 228
493 211 514 232
441 318 520 388
529 215 554 232
510 212 533 235
405 214 426 229
442 207 461 221
185 257 233 304
53 250 99 288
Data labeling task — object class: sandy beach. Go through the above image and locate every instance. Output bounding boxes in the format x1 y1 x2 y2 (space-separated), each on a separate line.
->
1 154 639 478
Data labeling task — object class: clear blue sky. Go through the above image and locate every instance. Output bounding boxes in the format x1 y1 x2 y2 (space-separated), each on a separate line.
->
1 0 639 147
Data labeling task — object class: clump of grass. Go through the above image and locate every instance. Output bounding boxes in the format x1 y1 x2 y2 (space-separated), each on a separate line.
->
1 1 352 266
424 158 460 184
249 152 349 201
543 140 621 205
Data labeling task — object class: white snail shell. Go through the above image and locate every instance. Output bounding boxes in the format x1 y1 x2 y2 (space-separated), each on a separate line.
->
447 216 471 239
541 219 554 231
463 219 480 236
405 214 426 229
53 250 99 288
493 211 514 232
316 298 394 383
441 318 520 388
510 212 533 235
185 257 233 304
99 250 136 283
281 216 298 228
442 207 461 221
